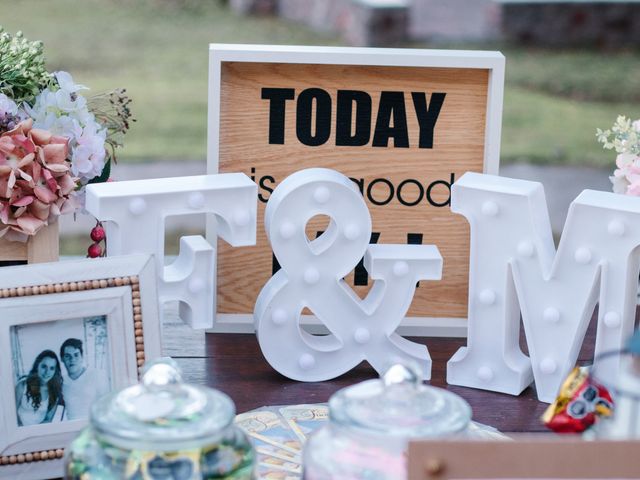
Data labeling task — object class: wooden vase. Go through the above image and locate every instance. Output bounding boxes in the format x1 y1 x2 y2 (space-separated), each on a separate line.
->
0 222 59 265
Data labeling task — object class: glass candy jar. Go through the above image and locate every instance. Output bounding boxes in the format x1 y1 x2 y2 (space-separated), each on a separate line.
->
65 359 255 479
303 365 472 479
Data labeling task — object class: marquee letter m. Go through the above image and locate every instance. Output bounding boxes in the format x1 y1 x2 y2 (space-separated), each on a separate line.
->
447 172 640 402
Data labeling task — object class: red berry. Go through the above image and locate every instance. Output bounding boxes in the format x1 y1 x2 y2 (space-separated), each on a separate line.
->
90 225 106 242
88 243 102 258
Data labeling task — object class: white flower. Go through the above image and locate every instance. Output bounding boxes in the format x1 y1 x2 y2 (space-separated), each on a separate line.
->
616 153 637 169
53 116 81 139
24 89 55 121
633 119 640 133
54 88 87 114
54 71 88 93
26 83 108 183
0 93 18 117
611 174 630 194
70 122 107 181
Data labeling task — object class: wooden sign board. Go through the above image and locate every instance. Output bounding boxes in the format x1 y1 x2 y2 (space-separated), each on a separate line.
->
408 439 640 479
207 45 504 335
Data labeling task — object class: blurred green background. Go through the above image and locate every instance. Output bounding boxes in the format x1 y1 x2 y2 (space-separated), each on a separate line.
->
1 0 638 169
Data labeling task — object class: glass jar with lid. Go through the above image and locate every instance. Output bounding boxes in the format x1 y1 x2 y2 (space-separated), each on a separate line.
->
303 364 473 479
65 359 255 479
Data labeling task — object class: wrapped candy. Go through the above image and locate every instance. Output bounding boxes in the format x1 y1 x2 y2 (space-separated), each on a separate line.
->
542 367 613 433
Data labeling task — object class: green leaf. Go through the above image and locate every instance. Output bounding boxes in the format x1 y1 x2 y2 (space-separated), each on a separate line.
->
88 159 111 184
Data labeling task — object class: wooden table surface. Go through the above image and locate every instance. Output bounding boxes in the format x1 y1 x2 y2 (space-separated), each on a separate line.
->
163 314 600 434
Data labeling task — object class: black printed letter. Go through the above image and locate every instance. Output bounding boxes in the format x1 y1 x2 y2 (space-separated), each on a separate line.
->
372 91 409 148
261 88 295 144
336 90 372 146
412 92 446 149
296 88 332 146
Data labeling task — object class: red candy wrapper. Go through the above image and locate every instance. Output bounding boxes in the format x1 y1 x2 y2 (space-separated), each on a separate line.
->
542 366 614 433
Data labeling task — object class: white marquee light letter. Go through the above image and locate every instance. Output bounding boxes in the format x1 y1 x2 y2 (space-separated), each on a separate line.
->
254 168 442 381
86 174 257 329
448 172 640 402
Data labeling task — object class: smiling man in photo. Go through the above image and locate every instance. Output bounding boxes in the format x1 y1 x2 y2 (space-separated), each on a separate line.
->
60 338 110 420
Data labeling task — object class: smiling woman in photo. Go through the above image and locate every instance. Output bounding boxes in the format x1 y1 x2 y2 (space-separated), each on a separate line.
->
14 350 63 426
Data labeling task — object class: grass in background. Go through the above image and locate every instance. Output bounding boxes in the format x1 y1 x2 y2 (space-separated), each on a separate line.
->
501 47 640 166
0 0 338 162
1 0 638 167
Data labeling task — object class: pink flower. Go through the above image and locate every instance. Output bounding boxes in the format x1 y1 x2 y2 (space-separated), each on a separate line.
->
627 181 640 196
0 119 78 241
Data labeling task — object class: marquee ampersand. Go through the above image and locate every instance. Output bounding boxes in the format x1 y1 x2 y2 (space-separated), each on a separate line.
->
254 168 443 381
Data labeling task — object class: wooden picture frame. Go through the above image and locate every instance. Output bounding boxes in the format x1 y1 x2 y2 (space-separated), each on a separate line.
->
408 438 640 479
0 255 161 480
207 44 504 336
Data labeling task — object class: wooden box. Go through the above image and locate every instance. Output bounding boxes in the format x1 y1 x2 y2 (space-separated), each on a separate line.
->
0 223 59 266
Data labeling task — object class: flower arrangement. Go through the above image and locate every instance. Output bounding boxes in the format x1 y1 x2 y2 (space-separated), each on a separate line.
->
0 28 133 242
597 115 640 196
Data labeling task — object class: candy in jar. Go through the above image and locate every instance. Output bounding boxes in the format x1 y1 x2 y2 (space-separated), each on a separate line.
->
65 358 255 479
303 364 473 479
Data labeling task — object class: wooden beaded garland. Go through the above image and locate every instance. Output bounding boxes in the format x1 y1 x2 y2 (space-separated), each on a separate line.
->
0 276 145 467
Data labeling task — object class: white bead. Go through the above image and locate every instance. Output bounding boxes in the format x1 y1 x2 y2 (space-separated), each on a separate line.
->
188 278 205 294
272 308 288 326
517 241 535 258
477 366 494 381
393 261 409 277
304 268 320 285
233 209 251 227
299 354 315 370
343 224 361 241
129 197 147 216
604 311 621 328
607 220 625 236
574 247 592 264
543 307 561 324
479 289 496 305
540 358 557 375
187 192 205 210
354 328 370 344
279 221 296 239
481 201 499 217
313 186 330 204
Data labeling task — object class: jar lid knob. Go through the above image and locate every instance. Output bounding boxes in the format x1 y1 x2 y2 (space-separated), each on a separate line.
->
142 357 183 392
382 362 422 389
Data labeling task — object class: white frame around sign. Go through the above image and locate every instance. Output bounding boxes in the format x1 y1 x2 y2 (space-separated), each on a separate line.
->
0 255 161 480
207 44 505 337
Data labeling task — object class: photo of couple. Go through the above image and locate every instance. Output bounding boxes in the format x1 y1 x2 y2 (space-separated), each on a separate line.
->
11 316 111 427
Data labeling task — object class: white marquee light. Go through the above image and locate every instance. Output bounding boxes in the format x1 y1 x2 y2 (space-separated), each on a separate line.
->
254 168 443 382
86 174 257 329
448 172 640 403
